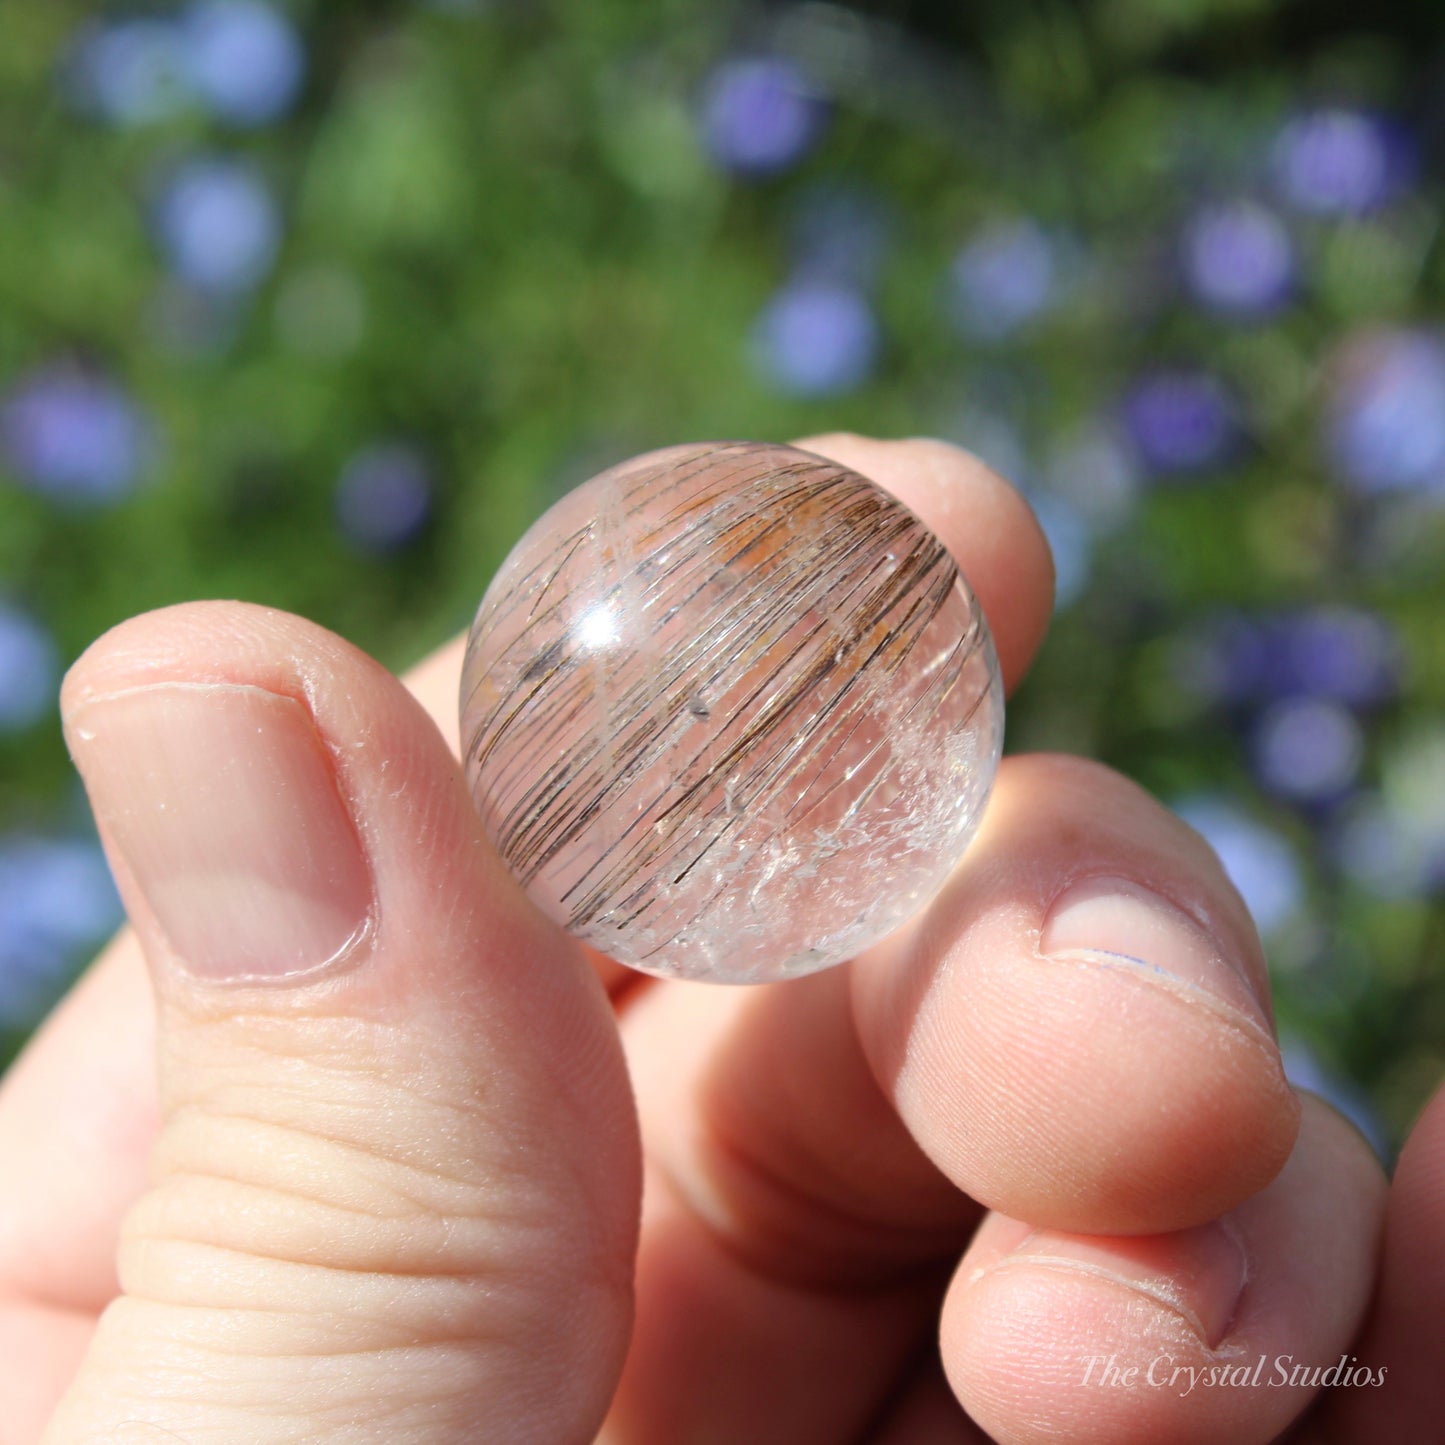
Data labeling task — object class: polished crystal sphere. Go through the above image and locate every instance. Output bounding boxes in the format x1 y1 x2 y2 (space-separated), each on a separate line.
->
460 441 1004 984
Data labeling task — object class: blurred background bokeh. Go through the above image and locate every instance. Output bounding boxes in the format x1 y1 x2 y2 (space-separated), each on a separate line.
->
3 0 1443 1156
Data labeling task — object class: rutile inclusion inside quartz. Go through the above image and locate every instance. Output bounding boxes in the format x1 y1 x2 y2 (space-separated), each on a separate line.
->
460 440 1004 984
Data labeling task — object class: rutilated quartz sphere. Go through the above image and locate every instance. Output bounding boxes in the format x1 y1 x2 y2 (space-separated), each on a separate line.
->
460 441 1004 984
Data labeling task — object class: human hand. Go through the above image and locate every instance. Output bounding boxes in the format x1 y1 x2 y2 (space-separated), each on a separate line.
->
0 436 1437 1443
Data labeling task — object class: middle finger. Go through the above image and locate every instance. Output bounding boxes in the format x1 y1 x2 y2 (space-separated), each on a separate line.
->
604 751 1298 1441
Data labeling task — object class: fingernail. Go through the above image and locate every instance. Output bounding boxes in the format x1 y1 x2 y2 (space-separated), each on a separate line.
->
1000 1222 1248 1349
1040 876 1271 1036
67 682 373 984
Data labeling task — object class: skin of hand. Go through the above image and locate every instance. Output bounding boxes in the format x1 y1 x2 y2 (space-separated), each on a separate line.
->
0 435 1437 1445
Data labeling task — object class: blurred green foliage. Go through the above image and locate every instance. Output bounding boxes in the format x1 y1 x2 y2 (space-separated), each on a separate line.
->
1 0 1443 1151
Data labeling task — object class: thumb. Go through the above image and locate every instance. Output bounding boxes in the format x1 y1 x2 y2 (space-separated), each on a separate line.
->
50 602 639 1445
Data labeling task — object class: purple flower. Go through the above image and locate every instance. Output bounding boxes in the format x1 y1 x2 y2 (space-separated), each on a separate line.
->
752 281 879 398
65 4 304 131
154 156 282 294
1171 613 1274 709
1 364 152 504
1173 796 1303 935
1174 607 1399 711
949 219 1057 341
65 19 190 127
700 58 826 178
0 605 59 733
1272 108 1416 217
334 443 433 553
1276 608 1400 707
182 0 305 127
1325 329 1445 495
1181 200 1295 319
0 834 123 1029
1120 370 1239 476
1251 697 1364 804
